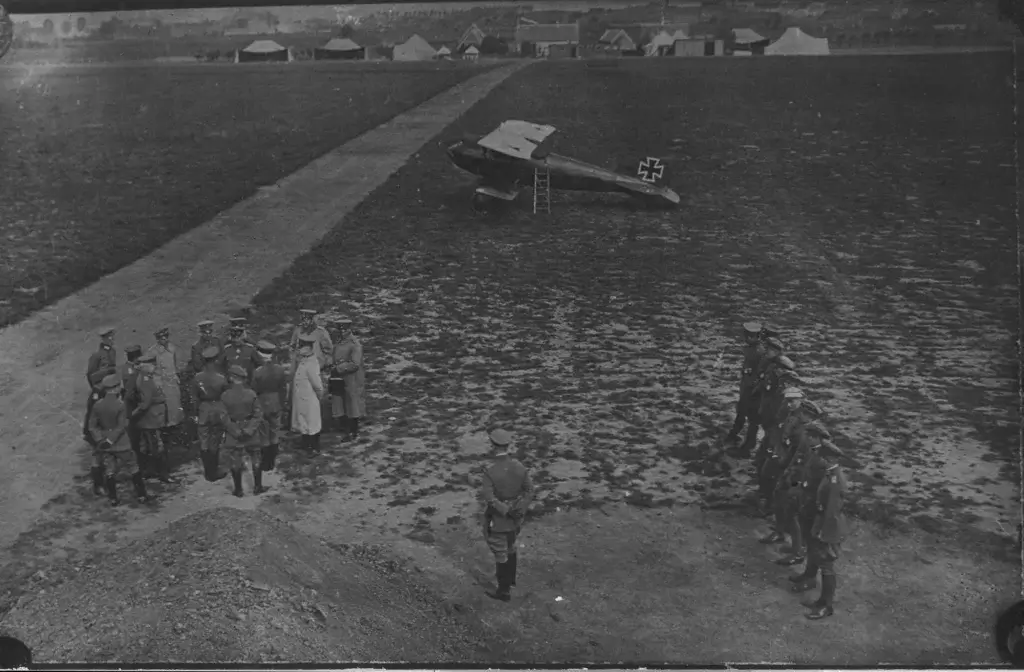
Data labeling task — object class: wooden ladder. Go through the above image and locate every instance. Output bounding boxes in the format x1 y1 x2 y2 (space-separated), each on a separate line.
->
533 166 551 215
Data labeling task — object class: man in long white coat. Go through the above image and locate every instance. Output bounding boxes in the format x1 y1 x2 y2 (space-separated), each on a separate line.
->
291 333 324 453
147 327 186 451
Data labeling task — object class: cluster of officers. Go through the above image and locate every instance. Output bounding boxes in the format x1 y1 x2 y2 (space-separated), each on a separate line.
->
82 309 366 505
725 320 853 621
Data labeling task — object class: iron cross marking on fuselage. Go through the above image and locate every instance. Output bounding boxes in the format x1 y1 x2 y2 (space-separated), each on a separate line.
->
637 157 664 183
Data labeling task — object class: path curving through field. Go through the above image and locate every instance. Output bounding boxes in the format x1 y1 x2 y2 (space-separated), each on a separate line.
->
0 61 530 561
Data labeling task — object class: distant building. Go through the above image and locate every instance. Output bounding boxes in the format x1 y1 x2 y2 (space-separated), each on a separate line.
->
463 44 480 60
314 37 365 60
515 21 579 57
393 34 436 61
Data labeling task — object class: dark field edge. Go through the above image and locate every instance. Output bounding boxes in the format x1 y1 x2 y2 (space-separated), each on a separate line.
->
234 54 1019 562
0 63 497 327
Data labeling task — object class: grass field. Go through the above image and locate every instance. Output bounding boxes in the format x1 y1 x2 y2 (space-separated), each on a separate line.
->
0 53 1017 663
0 60 495 327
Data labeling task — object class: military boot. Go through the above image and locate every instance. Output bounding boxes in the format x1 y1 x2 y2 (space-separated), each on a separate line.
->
132 472 151 503
311 433 322 452
758 530 785 544
350 417 360 440
106 476 120 507
90 467 106 496
805 574 835 619
260 444 277 472
507 553 518 587
157 454 172 484
253 466 266 495
231 468 244 497
488 562 511 602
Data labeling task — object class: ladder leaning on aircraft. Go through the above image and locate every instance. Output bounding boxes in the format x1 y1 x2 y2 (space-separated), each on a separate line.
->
444 119 682 213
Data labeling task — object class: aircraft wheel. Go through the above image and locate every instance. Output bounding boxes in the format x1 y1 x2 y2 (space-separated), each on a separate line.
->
471 193 491 213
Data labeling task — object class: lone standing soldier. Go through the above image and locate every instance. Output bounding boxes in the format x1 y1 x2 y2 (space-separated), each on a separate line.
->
191 346 229 481
89 374 151 507
726 321 763 447
328 318 366 442
120 345 144 468
221 364 267 497
789 440 849 620
190 320 223 373
132 353 171 483
480 429 534 603
291 333 325 452
147 327 186 450
253 340 289 472
84 326 118 447
223 318 261 385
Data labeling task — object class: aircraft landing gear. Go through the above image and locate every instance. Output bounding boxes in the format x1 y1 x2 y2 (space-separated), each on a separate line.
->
471 193 490 213
471 193 510 215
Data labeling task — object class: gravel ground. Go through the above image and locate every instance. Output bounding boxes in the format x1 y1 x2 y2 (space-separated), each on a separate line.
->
0 508 486 664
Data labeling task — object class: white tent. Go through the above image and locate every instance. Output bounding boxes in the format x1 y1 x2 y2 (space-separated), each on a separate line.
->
464 45 480 59
764 27 830 55
732 27 767 44
322 37 361 51
236 40 291 62
393 34 436 61
436 45 452 56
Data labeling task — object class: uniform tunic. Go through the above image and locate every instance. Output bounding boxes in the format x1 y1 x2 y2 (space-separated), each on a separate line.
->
253 361 289 447
291 355 324 435
330 336 366 419
220 385 265 470
290 325 333 370
809 468 849 574
190 336 224 373
133 375 167 456
481 457 534 563
88 394 138 478
146 343 184 427
736 342 763 413
222 342 261 385
84 345 117 446
191 369 228 454
120 361 143 454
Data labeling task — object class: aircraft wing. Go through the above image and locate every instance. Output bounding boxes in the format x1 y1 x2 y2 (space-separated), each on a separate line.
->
477 120 557 161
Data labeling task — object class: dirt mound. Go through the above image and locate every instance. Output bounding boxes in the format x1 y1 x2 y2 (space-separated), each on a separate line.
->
0 508 486 664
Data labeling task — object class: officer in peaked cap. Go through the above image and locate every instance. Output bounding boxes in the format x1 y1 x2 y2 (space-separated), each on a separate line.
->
191 319 223 374
84 325 119 449
760 323 781 339
253 339 289 475
727 321 766 445
121 344 145 461
791 438 848 620
480 429 534 603
192 345 230 480
328 317 365 441
289 310 333 430
89 373 150 507
220 363 266 497
223 318 260 385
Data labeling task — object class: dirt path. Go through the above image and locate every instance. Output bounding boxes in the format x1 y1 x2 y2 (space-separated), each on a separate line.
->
0 60 530 561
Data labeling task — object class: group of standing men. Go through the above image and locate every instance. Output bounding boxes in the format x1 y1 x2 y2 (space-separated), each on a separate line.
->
726 320 852 621
82 309 367 506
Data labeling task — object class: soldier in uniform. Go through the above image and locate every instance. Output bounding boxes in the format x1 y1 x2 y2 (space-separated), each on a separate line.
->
190 320 223 373
84 326 118 448
253 340 289 472
147 327 186 451
191 346 229 481
221 364 267 497
222 318 261 385
480 429 534 602
754 369 802 509
328 318 366 442
89 374 151 506
766 388 827 565
132 352 171 483
789 441 849 620
726 321 763 448
120 344 144 468
740 336 788 455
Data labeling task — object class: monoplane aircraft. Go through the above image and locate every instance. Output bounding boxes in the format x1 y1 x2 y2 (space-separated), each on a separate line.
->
445 120 681 211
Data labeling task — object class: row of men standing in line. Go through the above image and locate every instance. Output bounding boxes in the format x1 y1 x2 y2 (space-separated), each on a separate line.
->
82 310 366 503
725 320 852 621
